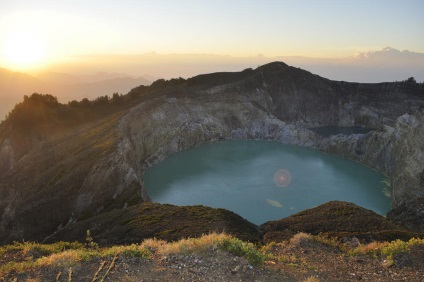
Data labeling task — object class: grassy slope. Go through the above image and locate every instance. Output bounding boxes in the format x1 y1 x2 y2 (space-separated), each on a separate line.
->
44 202 262 245
260 201 423 243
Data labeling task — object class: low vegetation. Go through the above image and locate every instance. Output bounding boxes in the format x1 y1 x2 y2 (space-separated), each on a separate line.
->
44 203 262 245
0 233 261 279
260 201 423 243
1 232 423 281
349 237 424 265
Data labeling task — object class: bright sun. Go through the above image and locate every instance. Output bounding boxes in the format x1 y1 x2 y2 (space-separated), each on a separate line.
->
2 32 46 69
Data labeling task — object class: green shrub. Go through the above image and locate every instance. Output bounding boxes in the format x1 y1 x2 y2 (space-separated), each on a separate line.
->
218 237 265 266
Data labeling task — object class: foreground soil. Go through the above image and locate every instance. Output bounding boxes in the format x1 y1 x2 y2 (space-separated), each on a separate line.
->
3 236 424 282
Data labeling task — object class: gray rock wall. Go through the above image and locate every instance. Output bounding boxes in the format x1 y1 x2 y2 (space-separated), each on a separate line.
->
118 93 318 191
118 78 424 209
318 110 424 207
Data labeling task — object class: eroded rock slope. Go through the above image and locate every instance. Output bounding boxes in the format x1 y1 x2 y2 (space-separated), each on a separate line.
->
0 62 423 243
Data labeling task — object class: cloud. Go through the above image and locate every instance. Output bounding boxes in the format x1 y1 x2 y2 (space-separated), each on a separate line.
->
353 47 423 61
281 47 424 83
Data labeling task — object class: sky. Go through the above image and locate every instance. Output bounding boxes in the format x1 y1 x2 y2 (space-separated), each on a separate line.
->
1 0 424 72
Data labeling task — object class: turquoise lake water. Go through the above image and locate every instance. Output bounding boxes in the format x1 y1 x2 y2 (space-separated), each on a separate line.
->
144 140 390 225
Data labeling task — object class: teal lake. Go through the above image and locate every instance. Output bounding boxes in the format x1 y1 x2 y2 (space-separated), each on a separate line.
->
144 140 391 225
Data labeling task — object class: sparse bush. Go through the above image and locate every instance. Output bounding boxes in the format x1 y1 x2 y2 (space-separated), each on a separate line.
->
150 77 186 89
85 230 99 249
349 241 387 258
289 232 311 245
404 77 417 84
141 238 168 253
312 234 347 250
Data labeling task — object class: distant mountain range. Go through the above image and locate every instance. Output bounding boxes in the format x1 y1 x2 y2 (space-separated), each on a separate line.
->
0 69 151 120
42 47 424 82
1 47 423 121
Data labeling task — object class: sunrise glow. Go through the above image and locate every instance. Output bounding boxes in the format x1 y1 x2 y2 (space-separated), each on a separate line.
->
2 32 46 69
0 0 422 73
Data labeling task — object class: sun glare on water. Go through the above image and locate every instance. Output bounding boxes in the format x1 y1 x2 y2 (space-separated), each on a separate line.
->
2 31 47 70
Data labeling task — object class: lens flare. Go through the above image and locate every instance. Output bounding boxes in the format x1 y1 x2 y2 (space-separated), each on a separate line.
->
273 169 292 187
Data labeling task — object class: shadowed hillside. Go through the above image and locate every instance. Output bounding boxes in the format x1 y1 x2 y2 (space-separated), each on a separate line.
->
0 62 423 245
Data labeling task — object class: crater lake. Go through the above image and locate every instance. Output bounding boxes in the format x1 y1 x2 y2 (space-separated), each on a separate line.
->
144 140 390 225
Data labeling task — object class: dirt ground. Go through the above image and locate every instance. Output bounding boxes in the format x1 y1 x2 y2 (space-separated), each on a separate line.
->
3 238 424 282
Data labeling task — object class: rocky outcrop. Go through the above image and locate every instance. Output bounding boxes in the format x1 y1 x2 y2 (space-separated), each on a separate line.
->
0 62 423 243
119 91 317 173
318 109 424 207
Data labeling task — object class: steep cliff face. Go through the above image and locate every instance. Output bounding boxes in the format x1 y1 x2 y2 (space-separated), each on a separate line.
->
318 110 424 206
119 91 317 172
0 62 423 243
0 113 143 243
119 62 424 208
254 63 423 127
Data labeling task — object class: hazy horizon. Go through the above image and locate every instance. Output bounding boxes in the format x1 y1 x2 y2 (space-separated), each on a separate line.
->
1 0 423 79
1 1 423 69
1 0 423 120
3 46 424 81
35 47 424 81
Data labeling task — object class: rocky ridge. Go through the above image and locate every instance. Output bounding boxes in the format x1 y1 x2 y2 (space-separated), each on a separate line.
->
0 62 423 244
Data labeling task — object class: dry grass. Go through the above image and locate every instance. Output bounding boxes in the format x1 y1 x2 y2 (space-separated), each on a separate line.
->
1 233 423 280
289 232 311 245
303 276 320 282
101 244 151 259
145 233 226 255
141 233 265 266
0 233 264 277
349 237 424 264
